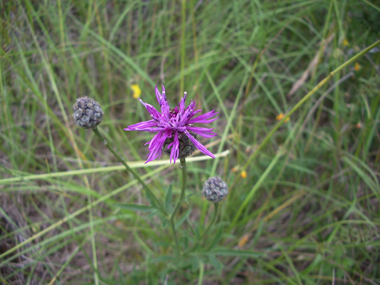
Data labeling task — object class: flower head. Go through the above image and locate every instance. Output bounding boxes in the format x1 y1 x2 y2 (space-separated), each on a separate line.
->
73 97 104 129
202 177 228 203
124 84 219 164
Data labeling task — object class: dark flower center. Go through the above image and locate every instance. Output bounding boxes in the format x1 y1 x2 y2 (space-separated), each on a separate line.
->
163 131 198 159
169 107 179 117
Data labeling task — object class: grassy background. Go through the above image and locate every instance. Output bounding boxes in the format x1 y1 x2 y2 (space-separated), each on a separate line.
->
1 0 380 284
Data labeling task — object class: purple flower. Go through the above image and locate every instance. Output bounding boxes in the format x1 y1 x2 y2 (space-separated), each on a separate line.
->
125 84 219 164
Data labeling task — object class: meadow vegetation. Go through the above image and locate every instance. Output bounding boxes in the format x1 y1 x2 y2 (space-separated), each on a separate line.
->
1 0 380 284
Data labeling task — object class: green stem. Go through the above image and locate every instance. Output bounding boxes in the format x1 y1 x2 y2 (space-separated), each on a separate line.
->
169 217 180 261
199 202 219 241
92 127 165 213
186 202 219 254
180 0 186 93
169 158 187 260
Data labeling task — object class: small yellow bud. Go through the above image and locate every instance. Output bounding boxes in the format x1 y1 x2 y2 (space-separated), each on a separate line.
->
276 113 289 122
343 39 349 46
354 62 361 72
238 233 250 248
131 84 141 99
241 170 247 179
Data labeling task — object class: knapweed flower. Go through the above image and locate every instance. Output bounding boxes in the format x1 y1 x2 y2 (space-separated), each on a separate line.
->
124 84 219 164
202 177 228 203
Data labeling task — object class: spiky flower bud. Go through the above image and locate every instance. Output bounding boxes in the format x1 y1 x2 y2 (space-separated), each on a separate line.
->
202 177 228 203
73 97 103 129
163 131 198 159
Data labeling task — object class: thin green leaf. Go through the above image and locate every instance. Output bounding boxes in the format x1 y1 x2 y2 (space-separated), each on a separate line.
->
115 204 156 212
208 227 223 250
208 254 223 275
165 184 173 213
206 249 264 258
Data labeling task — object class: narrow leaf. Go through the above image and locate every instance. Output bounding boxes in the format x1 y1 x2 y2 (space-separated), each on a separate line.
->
209 249 263 258
208 254 223 275
145 190 158 208
115 203 155 212
208 227 223 250
165 184 173 213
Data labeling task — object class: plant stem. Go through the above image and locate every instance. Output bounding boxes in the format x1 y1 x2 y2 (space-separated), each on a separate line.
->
169 158 187 260
92 127 165 213
199 202 219 241
180 0 186 93
185 202 219 254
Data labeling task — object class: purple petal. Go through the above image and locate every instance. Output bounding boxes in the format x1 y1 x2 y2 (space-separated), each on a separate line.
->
167 131 179 163
160 97 171 116
155 85 162 105
146 106 161 119
161 84 166 101
187 110 219 124
186 126 218 138
161 84 169 112
148 130 166 149
180 101 196 124
179 96 186 114
187 109 202 120
185 130 215 158
124 120 163 132
187 117 219 124
125 119 156 130
186 100 196 113
136 127 164 132
145 130 171 163
155 85 171 116
139 99 162 120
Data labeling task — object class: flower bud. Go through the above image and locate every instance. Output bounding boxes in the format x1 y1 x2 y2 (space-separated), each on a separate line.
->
73 97 103 129
202 177 228 203
163 131 198 159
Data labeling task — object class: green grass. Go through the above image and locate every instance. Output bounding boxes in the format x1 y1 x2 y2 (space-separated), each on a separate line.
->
1 0 380 284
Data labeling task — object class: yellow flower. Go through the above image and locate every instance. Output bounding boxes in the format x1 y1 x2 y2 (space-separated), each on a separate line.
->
343 38 349 46
131 84 141 99
241 170 247 179
354 62 361 72
276 113 289 122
